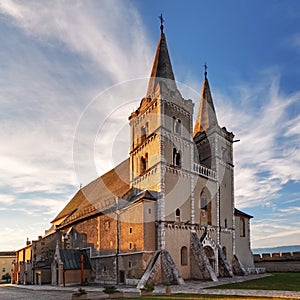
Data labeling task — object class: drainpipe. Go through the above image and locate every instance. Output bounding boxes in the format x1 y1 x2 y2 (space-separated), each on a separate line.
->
80 254 84 285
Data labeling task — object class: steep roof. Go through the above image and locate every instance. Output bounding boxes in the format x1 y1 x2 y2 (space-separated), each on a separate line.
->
59 249 91 270
52 159 130 225
193 76 219 137
234 208 253 219
146 32 177 97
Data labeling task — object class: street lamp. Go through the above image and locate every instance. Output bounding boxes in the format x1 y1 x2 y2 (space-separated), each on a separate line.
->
115 197 121 285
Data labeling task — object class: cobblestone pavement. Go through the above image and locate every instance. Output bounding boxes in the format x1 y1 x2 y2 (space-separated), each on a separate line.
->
1 274 300 299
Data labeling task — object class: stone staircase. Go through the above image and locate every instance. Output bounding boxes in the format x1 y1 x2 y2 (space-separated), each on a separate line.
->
190 232 218 282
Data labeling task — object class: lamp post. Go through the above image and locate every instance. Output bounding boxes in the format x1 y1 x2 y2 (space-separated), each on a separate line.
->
115 197 121 285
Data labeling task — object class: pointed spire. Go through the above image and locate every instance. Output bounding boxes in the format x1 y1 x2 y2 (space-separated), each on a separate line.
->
146 16 177 97
193 65 218 137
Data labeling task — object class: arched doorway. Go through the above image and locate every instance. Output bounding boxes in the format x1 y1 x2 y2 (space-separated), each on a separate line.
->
204 246 215 270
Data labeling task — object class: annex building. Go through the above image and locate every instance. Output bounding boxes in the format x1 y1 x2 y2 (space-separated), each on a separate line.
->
13 22 258 287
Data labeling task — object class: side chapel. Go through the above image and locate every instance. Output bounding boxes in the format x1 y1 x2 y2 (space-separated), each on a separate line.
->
13 21 256 286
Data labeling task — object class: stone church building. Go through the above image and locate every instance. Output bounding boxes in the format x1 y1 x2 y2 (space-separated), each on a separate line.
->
13 23 257 286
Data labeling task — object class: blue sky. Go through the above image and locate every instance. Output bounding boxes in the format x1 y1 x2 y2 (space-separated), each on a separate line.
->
0 0 299 251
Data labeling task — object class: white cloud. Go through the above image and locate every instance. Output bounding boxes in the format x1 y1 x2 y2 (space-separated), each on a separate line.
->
215 75 300 209
0 1 299 251
0 0 153 250
251 218 300 248
0 0 152 82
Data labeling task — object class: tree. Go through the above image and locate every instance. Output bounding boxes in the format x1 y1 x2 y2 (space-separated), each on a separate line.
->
2 273 11 282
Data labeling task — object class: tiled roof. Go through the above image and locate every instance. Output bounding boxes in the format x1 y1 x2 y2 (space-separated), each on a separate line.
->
59 249 91 270
234 208 253 219
52 159 130 225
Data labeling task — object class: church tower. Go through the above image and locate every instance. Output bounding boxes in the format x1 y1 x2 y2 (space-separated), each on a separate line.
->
193 68 236 260
129 19 194 252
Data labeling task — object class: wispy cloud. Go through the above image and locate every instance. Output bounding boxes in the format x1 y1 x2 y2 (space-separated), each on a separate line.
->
1 1 299 252
0 0 151 82
251 218 300 248
0 0 152 250
215 74 300 209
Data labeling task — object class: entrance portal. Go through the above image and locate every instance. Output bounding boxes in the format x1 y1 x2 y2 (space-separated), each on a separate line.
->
204 246 215 270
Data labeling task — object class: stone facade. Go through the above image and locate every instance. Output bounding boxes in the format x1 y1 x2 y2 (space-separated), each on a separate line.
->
0 251 15 282
254 252 300 272
13 24 255 286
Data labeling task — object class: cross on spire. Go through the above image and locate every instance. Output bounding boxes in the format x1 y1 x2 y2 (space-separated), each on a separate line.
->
158 13 165 33
204 63 208 79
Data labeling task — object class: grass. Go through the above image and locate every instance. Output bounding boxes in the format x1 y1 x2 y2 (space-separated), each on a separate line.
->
208 272 300 292
124 295 279 300
122 273 300 299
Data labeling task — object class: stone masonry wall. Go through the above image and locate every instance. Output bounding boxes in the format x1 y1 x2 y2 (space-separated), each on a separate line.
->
254 251 300 272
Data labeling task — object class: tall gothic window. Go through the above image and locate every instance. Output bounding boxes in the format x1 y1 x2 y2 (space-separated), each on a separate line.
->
240 218 246 237
200 190 212 225
181 246 188 266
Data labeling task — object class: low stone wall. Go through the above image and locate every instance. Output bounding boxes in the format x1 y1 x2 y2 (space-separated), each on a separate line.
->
254 251 300 272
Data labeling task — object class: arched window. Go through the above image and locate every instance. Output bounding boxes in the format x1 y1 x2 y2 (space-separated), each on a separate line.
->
200 191 207 210
172 116 176 132
173 148 177 165
200 190 212 225
175 208 181 223
141 126 146 143
240 218 246 237
175 119 181 134
140 154 148 175
176 151 181 166
173 148 181 167
222 246 227 259
181 246 188 266
173 117 181 135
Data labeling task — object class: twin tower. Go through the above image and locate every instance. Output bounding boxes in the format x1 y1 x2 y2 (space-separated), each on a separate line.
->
127 25 248 282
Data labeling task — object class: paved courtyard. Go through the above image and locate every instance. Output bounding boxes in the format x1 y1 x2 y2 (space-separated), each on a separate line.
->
1 274 300 299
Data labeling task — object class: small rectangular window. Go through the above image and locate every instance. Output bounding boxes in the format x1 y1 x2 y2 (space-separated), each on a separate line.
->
148 208 151 214
105 221 110 230
129 227 133 234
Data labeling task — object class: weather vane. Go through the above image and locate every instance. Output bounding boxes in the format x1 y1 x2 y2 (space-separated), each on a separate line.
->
158 13 165 33
204 62 208 79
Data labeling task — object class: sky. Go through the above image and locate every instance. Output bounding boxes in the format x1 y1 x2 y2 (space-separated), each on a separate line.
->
0 0 299 251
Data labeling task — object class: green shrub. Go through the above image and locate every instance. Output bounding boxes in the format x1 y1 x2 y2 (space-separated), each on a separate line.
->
144 283 154 291
103 285 119 294
2 273 11 282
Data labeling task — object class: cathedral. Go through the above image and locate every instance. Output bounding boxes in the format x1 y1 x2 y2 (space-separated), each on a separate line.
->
13 22 257 287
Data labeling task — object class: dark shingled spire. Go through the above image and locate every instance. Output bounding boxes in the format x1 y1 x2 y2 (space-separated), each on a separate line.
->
146 19 177 97
193 69 218 137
